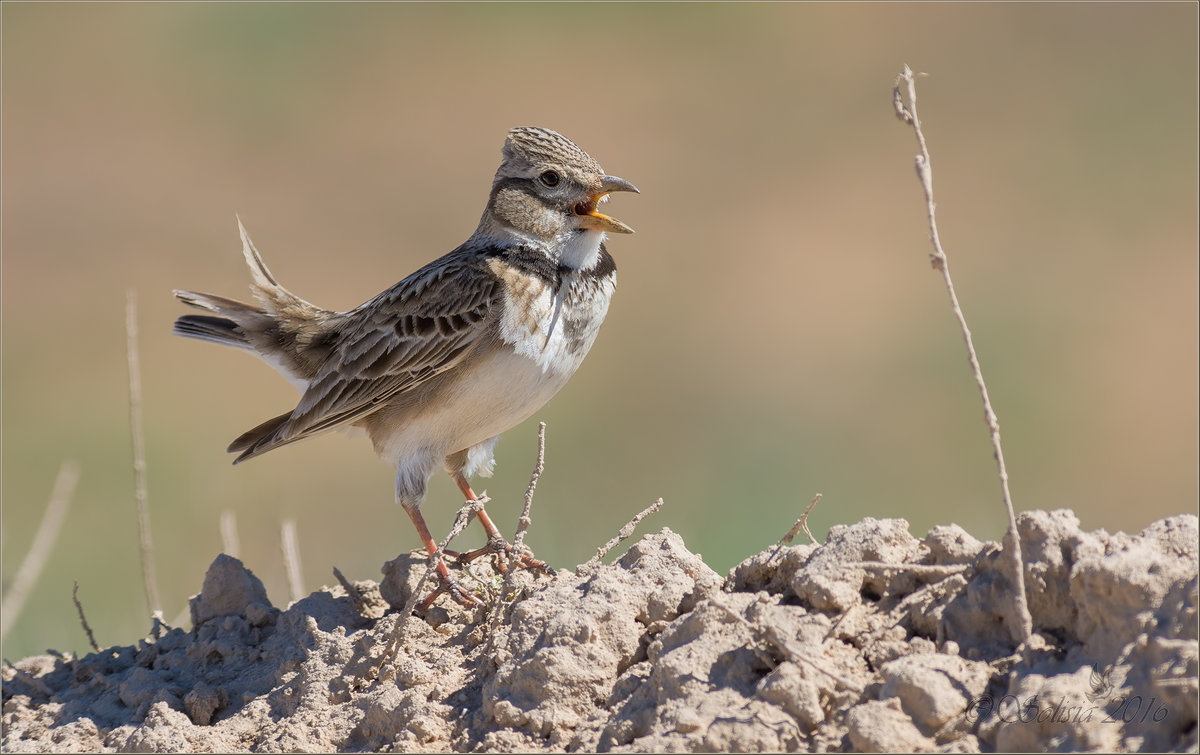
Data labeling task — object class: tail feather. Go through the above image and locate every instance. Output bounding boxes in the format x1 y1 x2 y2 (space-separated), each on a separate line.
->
173 289 272 349
173 314 249 349
236 217 326 320
228 411 295 463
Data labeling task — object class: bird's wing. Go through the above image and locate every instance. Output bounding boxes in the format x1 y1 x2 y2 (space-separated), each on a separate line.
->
229 250 497 461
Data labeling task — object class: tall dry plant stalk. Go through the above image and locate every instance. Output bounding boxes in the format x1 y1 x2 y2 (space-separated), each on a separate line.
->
0 461 80 641
125 290 162 617
281 518 304 604
220 510 240 558
893 65 1033 644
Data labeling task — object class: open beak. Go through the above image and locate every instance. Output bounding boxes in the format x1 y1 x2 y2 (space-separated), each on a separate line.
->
576 175 639 234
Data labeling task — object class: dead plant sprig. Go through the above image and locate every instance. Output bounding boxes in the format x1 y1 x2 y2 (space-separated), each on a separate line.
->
769 493 823 562
580 498 665 575
510 421 546 562
332 566 369 617
72 581 100 653
125 290 161 617
1 461 80 641
893 65 1032 644
485 423 550 644
280 518 304 604
219 510 240 558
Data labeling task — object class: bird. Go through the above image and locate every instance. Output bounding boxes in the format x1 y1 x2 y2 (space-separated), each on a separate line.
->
173 127 637 609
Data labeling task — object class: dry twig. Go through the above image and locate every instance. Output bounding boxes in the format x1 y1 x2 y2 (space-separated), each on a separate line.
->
332 566 369 616
769 493 822 562
485 423 550 642
509 422 546 564
281 518 304 603
72 581 100 653
1 461 81 641
893 65 1032 644
581 498 665 574
125 290 162 617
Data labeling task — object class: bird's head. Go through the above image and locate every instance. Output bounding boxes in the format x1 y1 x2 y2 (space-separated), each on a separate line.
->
483 127 638 253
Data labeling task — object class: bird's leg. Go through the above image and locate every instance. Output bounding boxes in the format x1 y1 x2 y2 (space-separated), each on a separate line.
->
402 504 484 610
444 473 554 575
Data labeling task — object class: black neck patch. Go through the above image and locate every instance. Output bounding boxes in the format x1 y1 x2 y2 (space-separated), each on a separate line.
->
484 243 616 289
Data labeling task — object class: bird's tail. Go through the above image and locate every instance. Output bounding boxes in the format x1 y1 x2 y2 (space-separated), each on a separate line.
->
173 217 341 386
172 291 268 349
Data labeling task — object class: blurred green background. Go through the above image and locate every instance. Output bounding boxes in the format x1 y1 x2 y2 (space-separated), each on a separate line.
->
3 3 1196 662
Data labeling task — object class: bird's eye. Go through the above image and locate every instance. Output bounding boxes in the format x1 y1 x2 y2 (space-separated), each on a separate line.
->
539 170 560 187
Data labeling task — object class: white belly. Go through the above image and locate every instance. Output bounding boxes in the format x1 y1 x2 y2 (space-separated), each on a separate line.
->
381 346 575 466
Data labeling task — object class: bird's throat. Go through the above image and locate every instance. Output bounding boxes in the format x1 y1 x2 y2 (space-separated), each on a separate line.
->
558 229 604 272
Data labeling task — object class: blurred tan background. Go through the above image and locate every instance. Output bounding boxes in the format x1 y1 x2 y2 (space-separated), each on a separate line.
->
3 3 1196 662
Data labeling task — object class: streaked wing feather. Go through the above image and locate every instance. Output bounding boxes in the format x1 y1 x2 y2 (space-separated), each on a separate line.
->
256 251 497 452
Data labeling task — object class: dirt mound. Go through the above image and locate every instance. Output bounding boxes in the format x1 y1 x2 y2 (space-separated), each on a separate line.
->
3 510 1197 752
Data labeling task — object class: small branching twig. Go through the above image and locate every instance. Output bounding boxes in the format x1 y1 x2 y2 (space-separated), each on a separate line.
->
72 581 100 653
281 518 304 603
580 498 665 575
219 510 240 557
769 493 823 562
1 461 81 641
125 291 162 617
332 566 369 616
893 65 1032 644
510 422 546 564
485 423 550 642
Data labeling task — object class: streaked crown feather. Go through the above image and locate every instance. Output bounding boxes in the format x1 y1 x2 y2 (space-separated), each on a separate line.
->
499 127 603 179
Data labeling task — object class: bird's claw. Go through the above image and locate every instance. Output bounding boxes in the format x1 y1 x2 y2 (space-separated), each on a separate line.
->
416 570 484 613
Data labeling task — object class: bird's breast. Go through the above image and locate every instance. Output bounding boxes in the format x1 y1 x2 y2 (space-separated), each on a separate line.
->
486 258 616 376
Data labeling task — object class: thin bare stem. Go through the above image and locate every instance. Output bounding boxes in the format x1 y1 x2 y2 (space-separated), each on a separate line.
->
219 510 240 558
893 65 1032 644
1 461 80 640
770 493 823 562
581 498 665 574
512 422 546 554
125 290 161 616
486 424 550 642
332 566 368 616
72 581 100 653
281 518 304 603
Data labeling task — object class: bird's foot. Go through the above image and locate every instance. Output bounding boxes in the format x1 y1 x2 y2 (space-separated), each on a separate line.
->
448 537 556 576
416 564 484 613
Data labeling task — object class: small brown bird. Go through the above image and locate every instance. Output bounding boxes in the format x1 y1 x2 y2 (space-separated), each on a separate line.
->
174 127 637 607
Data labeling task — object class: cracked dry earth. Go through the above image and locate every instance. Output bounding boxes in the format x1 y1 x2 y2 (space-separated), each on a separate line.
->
3 509 1197 752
